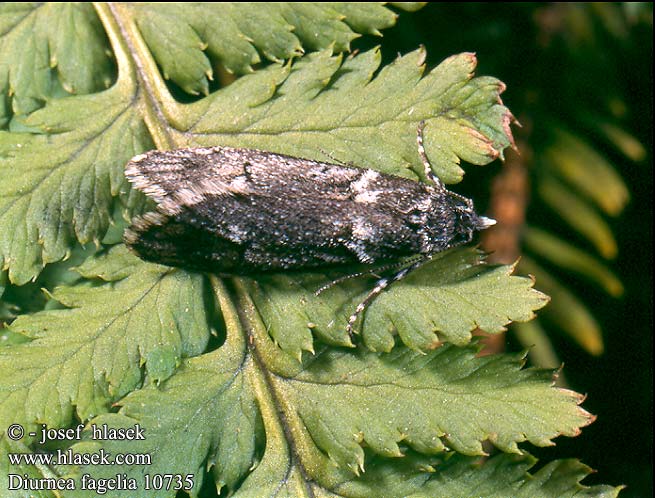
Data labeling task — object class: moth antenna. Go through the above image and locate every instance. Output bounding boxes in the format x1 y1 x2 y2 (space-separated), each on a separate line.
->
451 191 475 209
346 255 431 336
417 120 445 191
315 255 425 296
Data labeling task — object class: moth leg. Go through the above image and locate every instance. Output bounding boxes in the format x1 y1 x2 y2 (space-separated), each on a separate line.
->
314 255 425 296
416 120 445 191
314 268 379 296
346 255 431 336
319 148 354 168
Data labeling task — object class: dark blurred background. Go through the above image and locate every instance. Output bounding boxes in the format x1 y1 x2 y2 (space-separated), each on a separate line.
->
354 3 652 496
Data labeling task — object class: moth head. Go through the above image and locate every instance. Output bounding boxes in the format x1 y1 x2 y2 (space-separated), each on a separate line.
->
441 191 496 248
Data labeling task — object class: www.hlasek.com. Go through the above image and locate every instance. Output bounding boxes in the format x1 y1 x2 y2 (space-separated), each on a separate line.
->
4 422 195 495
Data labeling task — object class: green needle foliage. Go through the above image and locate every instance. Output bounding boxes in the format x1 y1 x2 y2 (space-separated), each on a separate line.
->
0 3 622 497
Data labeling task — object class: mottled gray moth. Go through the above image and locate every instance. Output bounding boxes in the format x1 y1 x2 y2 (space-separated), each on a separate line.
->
124 122 495 334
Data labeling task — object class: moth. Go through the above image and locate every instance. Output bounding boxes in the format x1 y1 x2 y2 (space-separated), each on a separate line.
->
124 122 495 334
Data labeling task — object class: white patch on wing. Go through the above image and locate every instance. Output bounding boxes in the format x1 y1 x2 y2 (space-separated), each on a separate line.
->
226 176 251 194
153 174 243 215
352 169 380 193
354 190 380 203
347 217 376 263
352 170 382 204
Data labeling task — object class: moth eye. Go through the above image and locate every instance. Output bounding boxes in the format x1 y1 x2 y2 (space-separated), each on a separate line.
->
457 200 472 211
